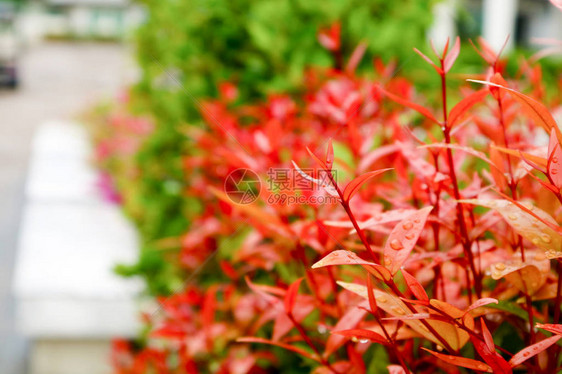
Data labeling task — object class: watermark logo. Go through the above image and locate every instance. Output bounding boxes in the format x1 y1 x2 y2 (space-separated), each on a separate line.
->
224 167 339 205
224 168 261 204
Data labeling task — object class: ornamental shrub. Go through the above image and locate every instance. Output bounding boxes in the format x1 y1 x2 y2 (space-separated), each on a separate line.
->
108 29 562 373
114 0 438 293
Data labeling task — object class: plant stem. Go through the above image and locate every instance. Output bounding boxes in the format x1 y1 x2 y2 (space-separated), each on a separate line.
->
549 259 562 373
372 309 410 373
439 68 481 300
326 170 378 262
385 280 456 354
288 313 339 373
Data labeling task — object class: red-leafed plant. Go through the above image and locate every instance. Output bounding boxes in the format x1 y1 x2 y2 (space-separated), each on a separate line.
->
111 29 562 373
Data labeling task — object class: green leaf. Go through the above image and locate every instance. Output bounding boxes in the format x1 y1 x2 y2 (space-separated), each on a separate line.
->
486 300 529 321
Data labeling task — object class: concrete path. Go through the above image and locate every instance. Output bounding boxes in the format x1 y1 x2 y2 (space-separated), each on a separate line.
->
0 42 134 374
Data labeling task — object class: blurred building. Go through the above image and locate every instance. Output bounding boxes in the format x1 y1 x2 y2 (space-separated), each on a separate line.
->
432 0 562 51
17 0 144 44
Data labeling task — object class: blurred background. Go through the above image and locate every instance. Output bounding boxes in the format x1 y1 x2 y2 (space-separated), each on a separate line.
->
0 0 560 373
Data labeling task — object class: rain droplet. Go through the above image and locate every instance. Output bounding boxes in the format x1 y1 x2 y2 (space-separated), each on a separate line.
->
359 338 369 343
402 222 413 230
414 218 421 223
392 307 405 315
492 271 502 278
478 364 489 371
436 345 444 352
532 238 540 245
405 233 415 240
390 239 403 250
508 214 518 220
351 336 359 342
552 169 558 175
495 263 506 271
384 258 392 266
378 296 388 303
532 219 540 227
553 157 558 163
541 233 552 243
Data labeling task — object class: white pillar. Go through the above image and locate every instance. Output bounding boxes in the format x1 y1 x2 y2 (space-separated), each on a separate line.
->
482 0 519 52
428 0 457 49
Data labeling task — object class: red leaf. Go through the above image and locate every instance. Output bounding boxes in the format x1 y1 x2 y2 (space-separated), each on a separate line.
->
382 88 440 125
284 278 304 315
468 79 562 144
202 287 217 330
306 146 328 170
547 128 562 188
323 208 416 231
383 206 433 275
346 42 368 73
237 337 319 362
537 323 562 335
439 37 450 57
382 313 431 321
326 139 334 170
444 36 460 72
461 199 562 256
318 22 340 51
387 365 409 374
324 307 368 358
509 335 562 367
422 348 492 372
366 274 378 313
469 37 496 65
332 329 388 345
342 168 392 202
448 89 488 128
401 269 429 302
420 143 500 173
245 276 285 298
311 250 392 281
292 160 338 197
413 48 443 74
471 336 512 374
480 320 495 352
464 298 499 314
490 144 508 190
491 144 547 171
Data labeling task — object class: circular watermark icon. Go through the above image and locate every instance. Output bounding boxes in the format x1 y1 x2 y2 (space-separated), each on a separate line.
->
224 168 261 204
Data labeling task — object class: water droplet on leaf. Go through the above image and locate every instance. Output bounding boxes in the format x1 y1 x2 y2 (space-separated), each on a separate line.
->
495 263 506 270
541 233 552 243
390 239 403 250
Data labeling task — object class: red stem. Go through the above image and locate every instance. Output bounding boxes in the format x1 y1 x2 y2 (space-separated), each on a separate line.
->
440 68 481 300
